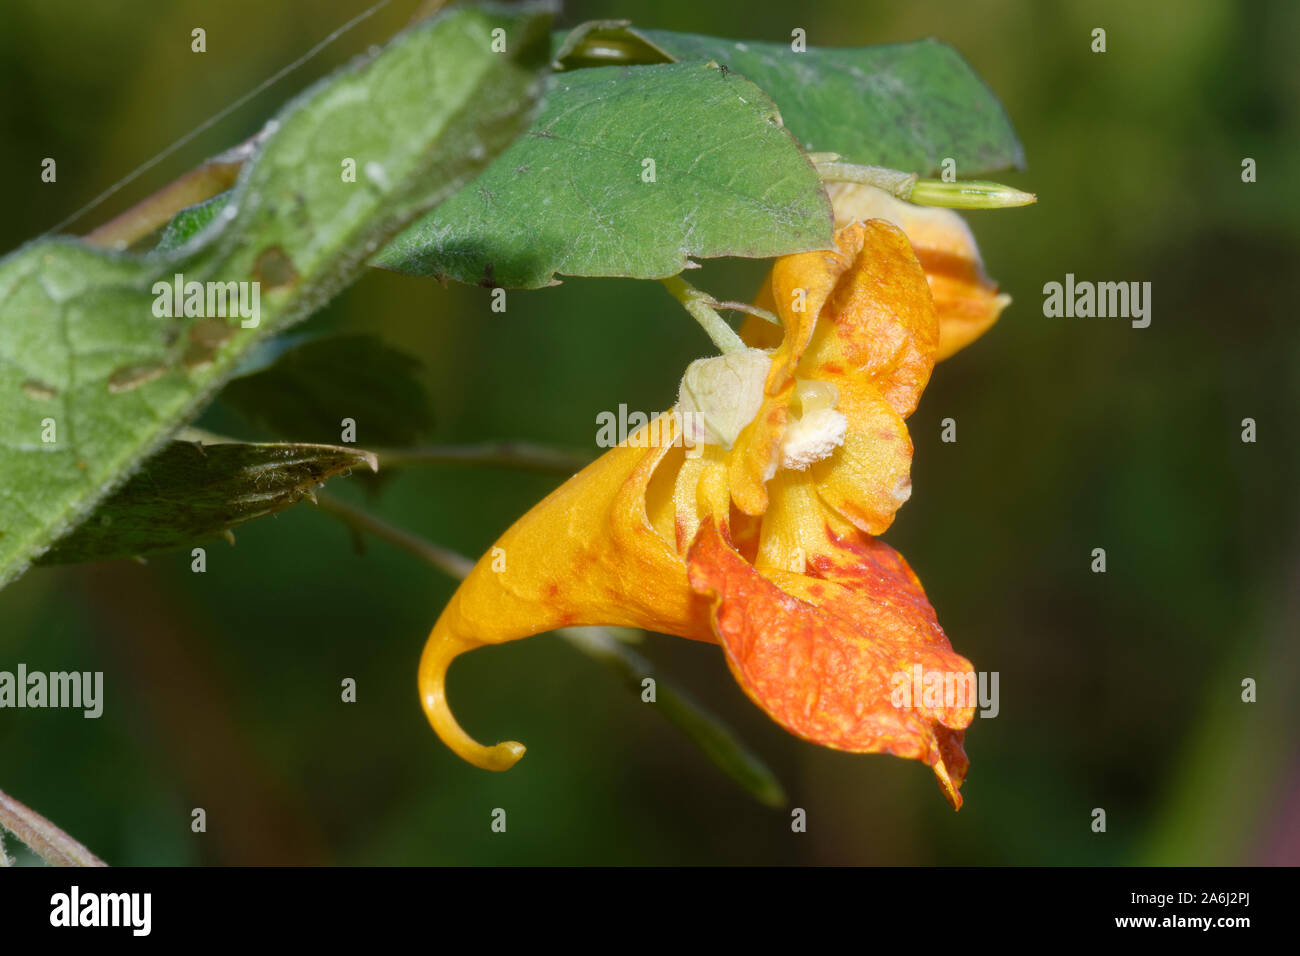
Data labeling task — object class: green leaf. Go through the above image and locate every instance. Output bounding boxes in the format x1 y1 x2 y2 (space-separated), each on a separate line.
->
0 3 553 589
38 440 376 564
556 22 1025 177
220 334 434 446
374 61 833 288
158 24 1023 292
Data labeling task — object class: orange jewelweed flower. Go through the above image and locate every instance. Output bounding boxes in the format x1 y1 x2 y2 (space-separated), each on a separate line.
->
420 208 1008 809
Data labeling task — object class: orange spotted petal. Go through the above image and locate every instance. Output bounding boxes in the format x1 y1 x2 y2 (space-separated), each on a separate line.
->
827 182 1010 361
688 517 974 809
800 218 939 419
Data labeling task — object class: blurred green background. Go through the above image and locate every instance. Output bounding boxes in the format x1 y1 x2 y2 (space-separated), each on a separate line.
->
1 0 1297 865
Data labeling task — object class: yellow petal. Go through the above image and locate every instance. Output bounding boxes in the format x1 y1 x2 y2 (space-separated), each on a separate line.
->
730 220 927 514
799 218 939 419
809 384 914 535
727 234 846 516
827 182 1010 360
419 412 711 770
753 468 857 573
753 469 823 573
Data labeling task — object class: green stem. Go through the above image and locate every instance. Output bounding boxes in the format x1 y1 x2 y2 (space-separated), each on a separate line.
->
177 429 590 477
0 787 107 867
813 158 918 198
661 276 748 354
712 300 780 327
82 154 245 251
315 492 473 579
559 628 786 807
374 441 590 475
